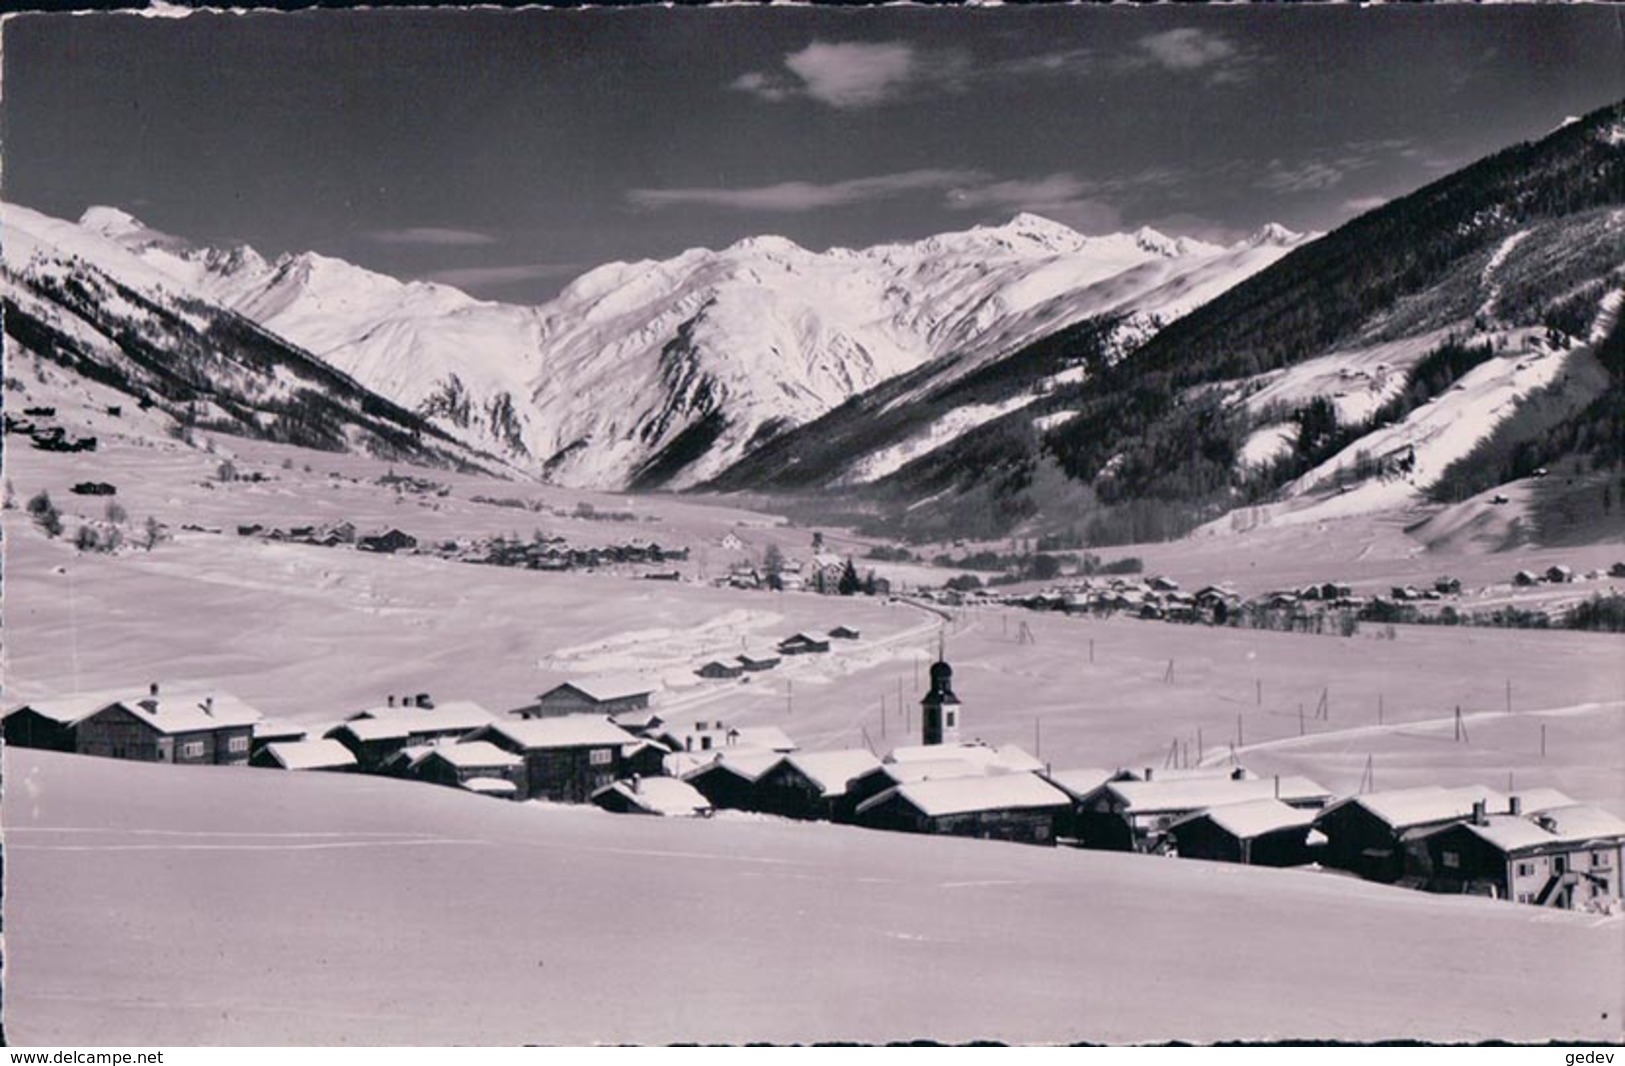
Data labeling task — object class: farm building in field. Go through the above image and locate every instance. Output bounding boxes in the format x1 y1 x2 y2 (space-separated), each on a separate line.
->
324 719 416 772
592 776 713 817
3 693 106 752
1313 785 1515 883
753 749 884 821
777 632 831 656
695 660 744 680
1071 772 1331 854
681 750 785 811
249 739 357 772
409 741 524 798
357 528 418 553
1399 795 1623 909
828 625 861 640
1545 564 1574 584
511 678 656 719
464 717 640 802
736 652 781 672
1168 799 1319 866
852 773 1072 845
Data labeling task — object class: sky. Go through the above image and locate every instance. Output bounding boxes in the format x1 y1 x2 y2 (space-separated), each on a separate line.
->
3 5 1623 302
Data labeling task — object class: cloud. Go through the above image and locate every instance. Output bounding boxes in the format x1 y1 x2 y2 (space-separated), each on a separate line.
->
945 174 1091 210
733 40 922 109
367 227 497 247
1138 28 1238 72
1342 195 1390 214
422 263 582 289
629 169 979 213
1258 160 1348 194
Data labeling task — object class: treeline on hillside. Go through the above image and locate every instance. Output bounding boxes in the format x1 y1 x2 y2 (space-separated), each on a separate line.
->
1429 309 1625 503
1030 99 1624 518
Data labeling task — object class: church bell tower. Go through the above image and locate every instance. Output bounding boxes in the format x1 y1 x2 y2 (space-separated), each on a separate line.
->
920 656 961 746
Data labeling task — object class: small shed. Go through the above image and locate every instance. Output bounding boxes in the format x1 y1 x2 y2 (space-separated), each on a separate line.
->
514 678 656 719
827 625 861 640
592 776 713 817
1545 564 1574 584
736 652 781 672
250 739 358 772
357 528 418 553
777 632 831 656
412 740 525 795
681 750 784 811
695 660 745 680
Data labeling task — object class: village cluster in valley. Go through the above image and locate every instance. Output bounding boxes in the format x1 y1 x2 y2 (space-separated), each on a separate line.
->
7 638 1622 915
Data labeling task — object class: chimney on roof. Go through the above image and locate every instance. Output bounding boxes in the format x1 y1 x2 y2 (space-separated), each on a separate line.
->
1144 767 1153 782
632 773 642 795
416 693 432 709
203 697 214 717
1472 799 1488 826
388 695 396 708
149 682 159 698
1274 774 1280 798
1509 795 1522 816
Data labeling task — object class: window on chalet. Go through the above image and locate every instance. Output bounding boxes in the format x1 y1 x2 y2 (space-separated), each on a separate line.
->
1441 850 1460 869
1593 851 1610 868
181 741 204 758
589 748 612 766
228 736 249 753
1515 861 1536 878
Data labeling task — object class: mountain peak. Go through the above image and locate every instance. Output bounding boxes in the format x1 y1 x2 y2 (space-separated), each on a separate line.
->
79 205 147 237
1244 222 1306 248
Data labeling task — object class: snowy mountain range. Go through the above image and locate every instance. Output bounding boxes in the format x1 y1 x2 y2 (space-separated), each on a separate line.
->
59 204 1310 490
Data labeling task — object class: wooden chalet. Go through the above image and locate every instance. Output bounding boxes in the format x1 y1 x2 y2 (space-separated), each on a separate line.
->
20 685 265 766
357 528 418 553
512 678 656 719
656 720 796 760
777 632 831 656
1399 794 1624 908
827 625 861 640
324 719 415 772
853 773 1072 845
592 776 713 818
695 660 745 680
1313 785 1511 883
1168 799 1318 866
752 749 883 821
410 740 525 799
736 652 781 672
680 750 785 812
249 739 357 772
464 717 640 802
1072 771 1331 853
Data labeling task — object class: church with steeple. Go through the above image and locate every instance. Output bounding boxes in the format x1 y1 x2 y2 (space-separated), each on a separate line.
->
920 655 961 746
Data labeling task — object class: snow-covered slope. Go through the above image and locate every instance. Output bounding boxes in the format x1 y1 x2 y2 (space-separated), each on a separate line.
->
84 204 1306 490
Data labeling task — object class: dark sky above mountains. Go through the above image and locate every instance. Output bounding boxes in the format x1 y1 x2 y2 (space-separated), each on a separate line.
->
5 5 1621 301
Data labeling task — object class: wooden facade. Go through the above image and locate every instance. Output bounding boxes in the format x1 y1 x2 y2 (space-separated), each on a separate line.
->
78 703 253 765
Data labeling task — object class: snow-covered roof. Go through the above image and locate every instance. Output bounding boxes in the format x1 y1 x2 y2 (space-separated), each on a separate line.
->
1333 785 1508 831
676 749 784 783
462 777 519 795
353 700 495 732
252 717 309 741
546 676 656 703
1172 798 1315 839
1044 768 1117 801
329 718 414 743
261 739 357 771
1103 775 1330 814
6 689 130 726
873 759 994 786
885 742 1043 774
432 740 522 769
480 716 638 750
862 773 1069 819
595 777 712 816
776 749 883 796
1452 804 1625 853
733 725 798 752
70 689 265 735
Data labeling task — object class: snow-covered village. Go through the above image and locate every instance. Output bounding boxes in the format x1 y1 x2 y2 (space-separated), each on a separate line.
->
2 5 1623 1050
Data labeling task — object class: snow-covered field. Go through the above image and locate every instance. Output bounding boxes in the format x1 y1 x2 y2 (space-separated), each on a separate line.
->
4 360 1623 1045
4 748 1621 1046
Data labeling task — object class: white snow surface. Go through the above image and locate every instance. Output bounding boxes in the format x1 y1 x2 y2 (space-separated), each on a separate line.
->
1103 775 1330 813
33 201 1308 489
866 771 1072 818
1173 798 1315 839
260 739 357 771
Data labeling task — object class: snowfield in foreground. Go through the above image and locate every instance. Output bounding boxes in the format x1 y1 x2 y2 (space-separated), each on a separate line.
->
4 748 1620 1046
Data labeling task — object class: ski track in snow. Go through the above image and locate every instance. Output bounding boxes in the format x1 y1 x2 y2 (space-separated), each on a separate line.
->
1478 229 1531 322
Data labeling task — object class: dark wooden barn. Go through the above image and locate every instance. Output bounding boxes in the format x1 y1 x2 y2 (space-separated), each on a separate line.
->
465 717 639 802
1168 799 1318 866
752 749 882 821
680 750 784 812
511 678 655 719
1313 785 1508 883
